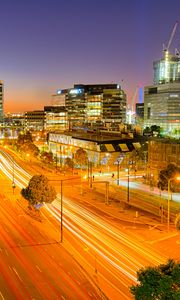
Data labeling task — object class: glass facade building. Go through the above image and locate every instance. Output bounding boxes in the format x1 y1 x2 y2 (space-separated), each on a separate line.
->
144 51 180 133
44 106 68 131
153 51 180 85
144 83 180 132
58 84 126 129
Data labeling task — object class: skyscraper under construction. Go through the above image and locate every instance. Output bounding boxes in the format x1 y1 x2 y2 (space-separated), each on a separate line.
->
144 49 180 134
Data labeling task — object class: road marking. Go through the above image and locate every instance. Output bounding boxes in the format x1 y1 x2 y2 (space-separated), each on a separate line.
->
36 265 42 272
0 291 5 300
12 267 23 282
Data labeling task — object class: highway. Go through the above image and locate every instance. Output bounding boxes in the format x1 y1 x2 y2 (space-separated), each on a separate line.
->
0 150 104 300
0 195 103 300
0 149 168 299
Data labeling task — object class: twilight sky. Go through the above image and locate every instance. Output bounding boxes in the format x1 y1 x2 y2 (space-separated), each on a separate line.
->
1 0 180 112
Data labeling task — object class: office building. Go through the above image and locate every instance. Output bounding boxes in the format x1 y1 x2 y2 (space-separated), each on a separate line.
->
48 130 147 167
51 89 67 106
147 138 180 183
144 51 180 133
44 106 68 131
58 83 126 129
136 103 144 124
25 110 45 131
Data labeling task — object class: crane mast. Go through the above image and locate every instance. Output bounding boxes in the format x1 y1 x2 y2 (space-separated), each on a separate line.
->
163 21 178 53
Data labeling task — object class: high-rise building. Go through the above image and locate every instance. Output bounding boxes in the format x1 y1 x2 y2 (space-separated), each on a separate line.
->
144 51 180 133
0 81 4 123
153 51 180 85
59 83 126 129
51 89 67 106
136 103 144 124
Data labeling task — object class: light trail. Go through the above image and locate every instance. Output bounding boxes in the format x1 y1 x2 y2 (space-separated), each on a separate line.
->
0 149 168 299
46 203 137 281
57 197 163 265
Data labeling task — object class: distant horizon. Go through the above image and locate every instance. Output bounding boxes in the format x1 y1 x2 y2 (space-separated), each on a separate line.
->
4 81 145 114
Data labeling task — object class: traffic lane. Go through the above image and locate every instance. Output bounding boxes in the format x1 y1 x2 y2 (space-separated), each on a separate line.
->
0 196 102 300
44 205 133 300
0 201 69 300
56 197 164 265
49 204 153 298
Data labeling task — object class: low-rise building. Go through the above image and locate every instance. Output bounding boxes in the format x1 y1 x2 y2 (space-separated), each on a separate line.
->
48 130 147 168
44 106 68 131
24 110 45 131
147 138 180 184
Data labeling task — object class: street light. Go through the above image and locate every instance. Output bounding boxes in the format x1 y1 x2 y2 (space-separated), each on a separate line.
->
12 156 16 194
88 161 93 188
167 176 180 231
117 160 120 186
125 167 130 203
127 166 129 203
49 176 80 243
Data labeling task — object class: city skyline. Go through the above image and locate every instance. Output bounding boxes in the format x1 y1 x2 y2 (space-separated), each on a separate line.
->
1 0 180 112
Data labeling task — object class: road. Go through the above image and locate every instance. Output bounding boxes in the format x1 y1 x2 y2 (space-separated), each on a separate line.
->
0 149 172 299
0 150 105 300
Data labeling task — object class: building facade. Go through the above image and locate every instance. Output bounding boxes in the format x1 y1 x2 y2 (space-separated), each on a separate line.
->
153 51 180 85
147 138 180 184
44 106 68 131
144 51 180 133
25 110 45 131
48 130 147 168
135 103 144 125
57 83 126 130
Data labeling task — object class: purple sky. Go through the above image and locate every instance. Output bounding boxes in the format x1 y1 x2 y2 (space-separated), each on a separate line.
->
1 0 180 112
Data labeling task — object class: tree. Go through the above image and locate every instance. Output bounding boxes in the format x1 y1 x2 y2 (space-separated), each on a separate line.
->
143 127 151 136
143 125 162 137
175 214 180 231
17 131 33 145
130 259 180 300
151 125 161 136
65 157 74 170
21 175 57 206
21 142 39 157
40 151 54 164
158 164 180 192
16 131 39 157
74 148 88 168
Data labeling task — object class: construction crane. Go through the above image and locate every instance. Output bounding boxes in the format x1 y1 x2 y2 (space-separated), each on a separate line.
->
126 86 139 124
163 21 178 53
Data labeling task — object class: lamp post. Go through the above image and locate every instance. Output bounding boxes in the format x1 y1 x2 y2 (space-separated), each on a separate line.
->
49 176 80 243
167 176 180 231
60 180 63 242
127 166 129 203
125 166 130 203
12 156 16 194
89 161 93 188
126 159 133 203
60 144 62 171
117 160 120 186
